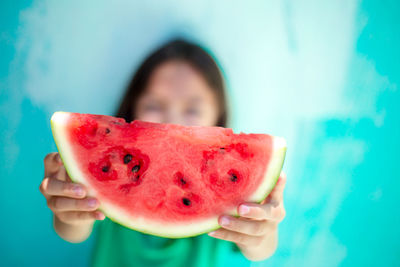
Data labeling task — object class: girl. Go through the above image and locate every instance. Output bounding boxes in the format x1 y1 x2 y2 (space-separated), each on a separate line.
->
40 39 287 266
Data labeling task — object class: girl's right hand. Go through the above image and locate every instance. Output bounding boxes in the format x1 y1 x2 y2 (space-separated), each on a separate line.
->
40 152 105 226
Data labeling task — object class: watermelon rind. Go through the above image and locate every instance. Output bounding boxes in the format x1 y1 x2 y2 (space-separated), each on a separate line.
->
51 111 286 238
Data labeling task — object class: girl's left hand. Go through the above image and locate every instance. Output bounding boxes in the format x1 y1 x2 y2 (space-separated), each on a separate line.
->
208 171 287 261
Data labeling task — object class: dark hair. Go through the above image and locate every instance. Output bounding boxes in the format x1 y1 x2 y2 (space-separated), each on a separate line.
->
115 38 228 127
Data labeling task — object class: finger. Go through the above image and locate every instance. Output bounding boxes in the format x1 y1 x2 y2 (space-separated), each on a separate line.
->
47 197 99 212
260 171 287 205
57 164 72 182
208 228 264 247
57 210 105 225
237 202 285 221
218 215 272 236
40 177 86 198
44 152 62 177
269 171 287 201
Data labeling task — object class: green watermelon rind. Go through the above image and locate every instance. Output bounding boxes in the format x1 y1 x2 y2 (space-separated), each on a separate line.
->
51 111 287 239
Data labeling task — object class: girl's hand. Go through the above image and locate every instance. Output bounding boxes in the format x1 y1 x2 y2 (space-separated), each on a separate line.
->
39 152 105 225
208 171 287 261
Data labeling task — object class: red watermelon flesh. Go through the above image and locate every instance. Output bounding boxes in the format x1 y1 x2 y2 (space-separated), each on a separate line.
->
51 112 286 238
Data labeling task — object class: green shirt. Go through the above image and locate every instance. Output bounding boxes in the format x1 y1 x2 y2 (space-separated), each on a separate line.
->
90 218 251 267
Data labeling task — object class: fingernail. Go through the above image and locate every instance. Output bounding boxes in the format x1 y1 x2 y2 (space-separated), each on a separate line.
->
73 185 83 196
220 216 230 226
239 205 250 215
55 154 62 164
88 198 97 208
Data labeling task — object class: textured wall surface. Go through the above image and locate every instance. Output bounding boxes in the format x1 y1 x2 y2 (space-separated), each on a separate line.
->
1 0 399 266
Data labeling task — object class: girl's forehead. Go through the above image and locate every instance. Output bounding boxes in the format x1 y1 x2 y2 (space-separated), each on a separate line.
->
145 61 214 102
152 61 194 81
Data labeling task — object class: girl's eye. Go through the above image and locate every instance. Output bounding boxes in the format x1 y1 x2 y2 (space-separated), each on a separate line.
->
144 104 162 112
185 108 200 116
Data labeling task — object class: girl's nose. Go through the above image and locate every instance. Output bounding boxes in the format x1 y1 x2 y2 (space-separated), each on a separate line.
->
163 107 184 126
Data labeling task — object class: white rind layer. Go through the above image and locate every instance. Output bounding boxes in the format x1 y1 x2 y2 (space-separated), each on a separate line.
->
51 111 286 238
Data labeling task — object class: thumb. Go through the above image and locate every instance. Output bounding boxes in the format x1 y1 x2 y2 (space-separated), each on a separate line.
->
56 164 72 182
269 171 287 202
44 152 62 178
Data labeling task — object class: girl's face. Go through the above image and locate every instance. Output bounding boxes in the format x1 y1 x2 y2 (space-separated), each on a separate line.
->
134 60 220 127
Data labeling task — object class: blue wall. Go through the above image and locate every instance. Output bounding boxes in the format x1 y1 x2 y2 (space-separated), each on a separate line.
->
1 0 399 266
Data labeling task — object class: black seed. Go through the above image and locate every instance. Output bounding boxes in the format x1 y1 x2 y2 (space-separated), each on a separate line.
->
124 154 132 164
131 164 140 173
230 173 238 182
105 128 110 134
182 198 191 206
180 178 187 185
102 166 110 172
220 147 225 150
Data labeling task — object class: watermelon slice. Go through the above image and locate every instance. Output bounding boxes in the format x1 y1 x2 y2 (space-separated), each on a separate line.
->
50 111 286 238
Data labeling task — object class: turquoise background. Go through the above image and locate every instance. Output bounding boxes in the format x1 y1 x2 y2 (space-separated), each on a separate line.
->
1 0 399 266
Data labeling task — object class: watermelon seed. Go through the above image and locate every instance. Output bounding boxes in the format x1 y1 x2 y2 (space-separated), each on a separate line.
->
102 166 110 172
124 154 132 164
105 128 110 134
220 147 225 150
182 198 191 206
230 173 238 182
180 178 187 185
131 164 140 173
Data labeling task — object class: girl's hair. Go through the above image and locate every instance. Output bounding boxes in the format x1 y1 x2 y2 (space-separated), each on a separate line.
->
115 38 228 127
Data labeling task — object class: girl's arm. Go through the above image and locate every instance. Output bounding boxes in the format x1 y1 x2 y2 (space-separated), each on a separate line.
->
53 214 95 243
